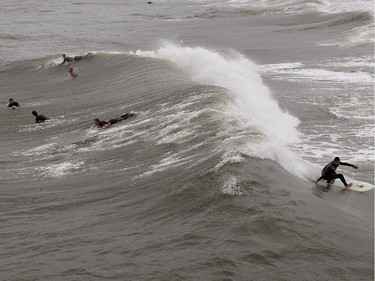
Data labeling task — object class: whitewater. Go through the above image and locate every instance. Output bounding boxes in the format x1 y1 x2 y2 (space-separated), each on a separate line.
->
135 45 323 179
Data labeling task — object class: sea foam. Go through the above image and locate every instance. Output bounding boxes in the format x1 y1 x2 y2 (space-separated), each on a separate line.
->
135 44 319 179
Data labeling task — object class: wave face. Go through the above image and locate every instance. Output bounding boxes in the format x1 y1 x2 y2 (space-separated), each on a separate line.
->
157 0 374 16
135 45 318 178
0 47 307 182
0 45 373 281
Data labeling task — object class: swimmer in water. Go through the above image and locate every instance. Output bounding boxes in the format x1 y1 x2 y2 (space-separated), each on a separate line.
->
68 67 78 78
32 111 50 123
8 98 20 108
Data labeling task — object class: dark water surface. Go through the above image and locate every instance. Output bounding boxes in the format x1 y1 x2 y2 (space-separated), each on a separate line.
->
0 1 373 280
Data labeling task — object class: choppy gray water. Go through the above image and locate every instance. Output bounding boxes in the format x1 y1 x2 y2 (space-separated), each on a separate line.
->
0 1 374 280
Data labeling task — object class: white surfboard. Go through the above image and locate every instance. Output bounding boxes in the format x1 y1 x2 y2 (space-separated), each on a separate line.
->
317 178 374 192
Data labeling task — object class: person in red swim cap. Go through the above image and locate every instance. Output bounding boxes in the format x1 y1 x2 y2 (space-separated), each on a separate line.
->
68 67 78 78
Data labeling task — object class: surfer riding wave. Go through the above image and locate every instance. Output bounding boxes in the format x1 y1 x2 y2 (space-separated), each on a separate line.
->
315 157 358 189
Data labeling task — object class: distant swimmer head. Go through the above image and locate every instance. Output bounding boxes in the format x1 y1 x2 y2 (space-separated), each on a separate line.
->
32 111 38 117
62 54 66 58
94 118 100 126
9 98 14 102
68 67 73 72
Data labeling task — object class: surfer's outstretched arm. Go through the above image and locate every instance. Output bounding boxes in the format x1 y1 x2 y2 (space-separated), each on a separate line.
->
340 162 358 169
61 54 68 65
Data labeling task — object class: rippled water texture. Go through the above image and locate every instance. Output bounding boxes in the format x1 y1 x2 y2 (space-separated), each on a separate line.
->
0 1 373 280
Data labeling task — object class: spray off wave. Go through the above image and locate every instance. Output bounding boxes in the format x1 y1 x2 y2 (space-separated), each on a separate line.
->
135 44 317 179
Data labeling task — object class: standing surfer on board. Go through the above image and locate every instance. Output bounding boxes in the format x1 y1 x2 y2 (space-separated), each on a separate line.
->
315 157 358 189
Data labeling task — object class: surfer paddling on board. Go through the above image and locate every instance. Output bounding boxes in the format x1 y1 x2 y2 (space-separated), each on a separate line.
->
32 111 50 123
315 157 358 189
61 53 93 65
94 112 136 129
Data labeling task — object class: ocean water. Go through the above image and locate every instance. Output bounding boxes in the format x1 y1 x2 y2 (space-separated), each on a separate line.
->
0 0 373 280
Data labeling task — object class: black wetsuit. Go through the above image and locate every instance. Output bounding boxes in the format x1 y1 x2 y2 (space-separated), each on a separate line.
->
61 56 83 65
116 113 133 122
61 56 73 65
317 161 354 186
97 120 109 128
73 55 83 61
8 102 20 107
35 114 49 123
97 113 134 128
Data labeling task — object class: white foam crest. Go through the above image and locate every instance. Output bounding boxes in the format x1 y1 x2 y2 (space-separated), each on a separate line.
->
134 44 320 179
18 160 85 178
213 152 244 172
261 63 373 84
15 143 59 157
316 0 374 14
322 55 374 69
135 44 300 147
40 161 85 178
138 154 195 177
191 0 374 14
44 57 63 68
221 176 244 196
17 118 66 132
276 0 374 14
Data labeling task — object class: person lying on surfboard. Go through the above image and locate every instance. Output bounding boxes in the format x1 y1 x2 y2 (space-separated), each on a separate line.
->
60 53 93 65
94 112 136 129
315 157 358 189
